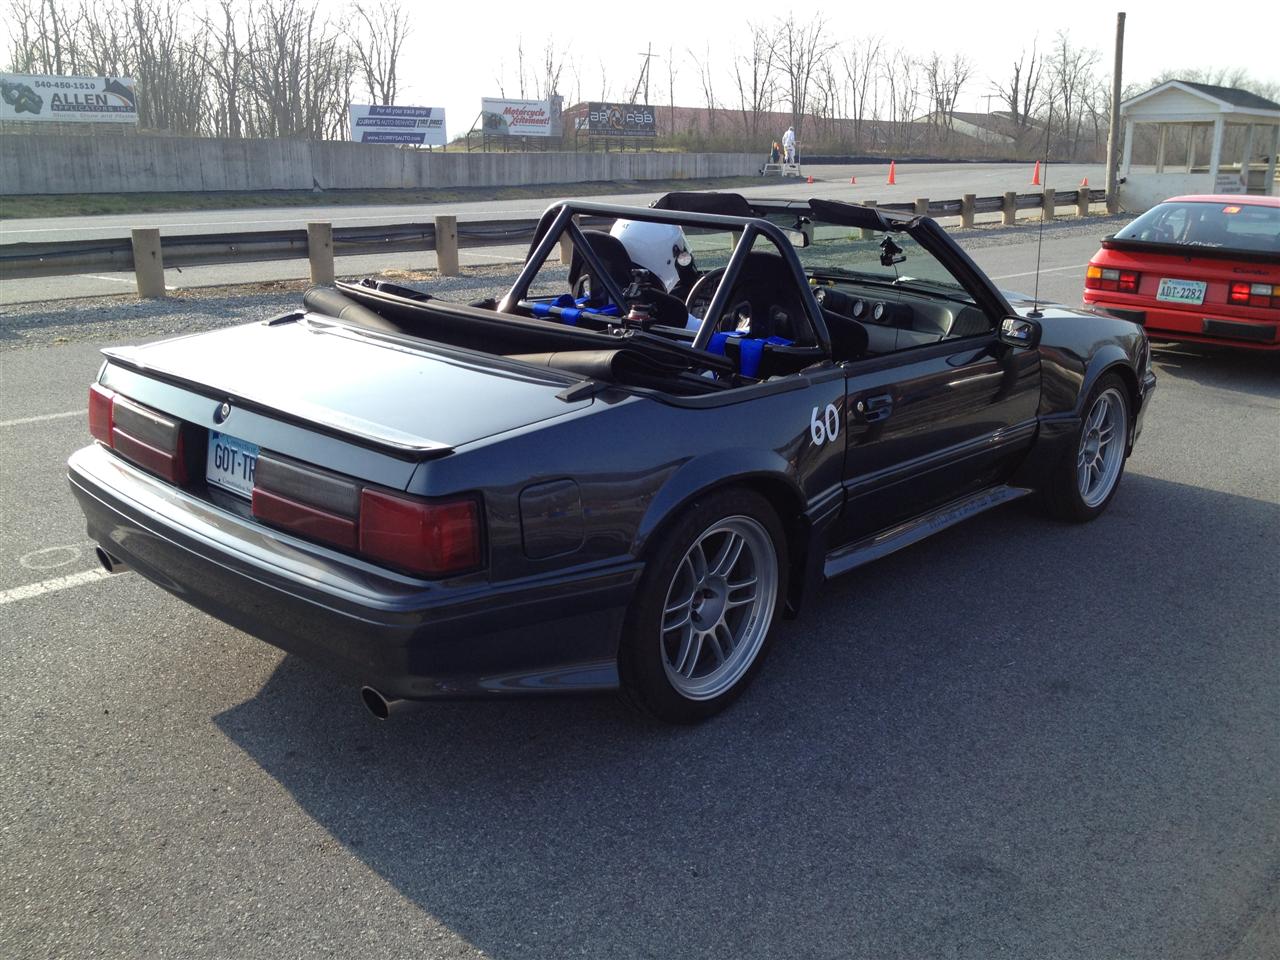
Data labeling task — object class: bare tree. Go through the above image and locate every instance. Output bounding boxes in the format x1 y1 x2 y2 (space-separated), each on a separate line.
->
731 22 776 141
241 0 354 139
664 44 678 138
774 12 832 139
993 42 1044 129
197 0 247 137
811 53 844 146
923 52 973 143
535 39 565 100
842 35 882 152
881 48 922 152
352 0 410 105
689 44 717 135
1044 30 1101 157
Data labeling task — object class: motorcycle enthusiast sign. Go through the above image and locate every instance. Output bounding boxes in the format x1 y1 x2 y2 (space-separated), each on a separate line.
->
585 102 656 138
0 74 138 123
479 98 560 137
349 105 447 146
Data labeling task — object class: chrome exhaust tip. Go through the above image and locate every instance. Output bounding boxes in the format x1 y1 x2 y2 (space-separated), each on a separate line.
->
95 546 129 575
360 686 424 720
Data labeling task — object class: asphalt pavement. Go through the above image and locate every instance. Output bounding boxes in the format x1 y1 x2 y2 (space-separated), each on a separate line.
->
1 224 1277 959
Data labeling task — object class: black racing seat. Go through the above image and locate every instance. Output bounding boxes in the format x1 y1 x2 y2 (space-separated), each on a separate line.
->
568 231 635 299
727 251 812 343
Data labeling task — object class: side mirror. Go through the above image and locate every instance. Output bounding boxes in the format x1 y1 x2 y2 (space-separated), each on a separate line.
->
999 316 1042 349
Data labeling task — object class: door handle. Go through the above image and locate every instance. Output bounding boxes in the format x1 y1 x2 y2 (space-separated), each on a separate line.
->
857 392 894 423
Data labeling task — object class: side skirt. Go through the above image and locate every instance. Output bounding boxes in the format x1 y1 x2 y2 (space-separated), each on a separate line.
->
823 484 1033 580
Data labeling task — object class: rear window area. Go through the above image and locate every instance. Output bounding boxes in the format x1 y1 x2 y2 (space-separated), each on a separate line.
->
1115 201 1280 254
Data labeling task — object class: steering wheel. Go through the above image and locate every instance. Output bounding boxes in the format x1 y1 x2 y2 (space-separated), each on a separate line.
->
685 267 748 330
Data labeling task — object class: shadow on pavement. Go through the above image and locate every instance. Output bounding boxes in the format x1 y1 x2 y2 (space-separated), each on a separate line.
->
214 474 1280 960
1152 342 1280 400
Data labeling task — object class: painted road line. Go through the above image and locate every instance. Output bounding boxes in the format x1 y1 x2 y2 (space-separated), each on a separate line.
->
0 409 83 428
0 568 110 606
991 263 1091 281
86 275 177 291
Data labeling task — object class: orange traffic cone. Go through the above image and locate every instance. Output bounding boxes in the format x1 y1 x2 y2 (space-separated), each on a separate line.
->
850 176 856 184
1080 176 1089 187
887 161 896 185
1032 160 1041 186
806 175 814 184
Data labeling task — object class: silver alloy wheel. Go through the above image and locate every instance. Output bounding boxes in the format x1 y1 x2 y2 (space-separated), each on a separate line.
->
660 515 778 701
1077 386 1127 508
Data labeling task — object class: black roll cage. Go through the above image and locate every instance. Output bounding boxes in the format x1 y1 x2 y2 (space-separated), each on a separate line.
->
497 195 1017 362
498 199 834 355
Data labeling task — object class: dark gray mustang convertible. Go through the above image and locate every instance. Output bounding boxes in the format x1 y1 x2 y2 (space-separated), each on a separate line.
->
69 193 1156 722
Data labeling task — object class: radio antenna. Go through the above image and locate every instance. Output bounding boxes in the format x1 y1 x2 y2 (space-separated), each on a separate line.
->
1028 103 1053 319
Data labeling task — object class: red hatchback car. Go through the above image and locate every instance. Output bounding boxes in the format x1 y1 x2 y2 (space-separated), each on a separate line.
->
1084 194 1280 350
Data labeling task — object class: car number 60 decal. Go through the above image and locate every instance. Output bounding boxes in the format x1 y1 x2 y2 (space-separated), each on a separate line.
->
810 403 840 445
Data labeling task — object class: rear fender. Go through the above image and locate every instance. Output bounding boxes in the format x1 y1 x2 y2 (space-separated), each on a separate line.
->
632 448 805 558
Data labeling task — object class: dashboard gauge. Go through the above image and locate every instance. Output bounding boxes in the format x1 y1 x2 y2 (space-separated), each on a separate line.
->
872 302 885 322
852 299 865 318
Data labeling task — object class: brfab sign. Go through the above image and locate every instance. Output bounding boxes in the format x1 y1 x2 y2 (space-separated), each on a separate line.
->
349 105 446 146
0 74 137 123
480 98 559 137
586 102 656 138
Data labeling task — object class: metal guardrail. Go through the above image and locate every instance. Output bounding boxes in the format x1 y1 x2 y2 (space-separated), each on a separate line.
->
0 192 1105 283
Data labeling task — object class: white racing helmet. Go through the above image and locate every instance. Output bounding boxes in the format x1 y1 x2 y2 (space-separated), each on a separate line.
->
609 219 691 293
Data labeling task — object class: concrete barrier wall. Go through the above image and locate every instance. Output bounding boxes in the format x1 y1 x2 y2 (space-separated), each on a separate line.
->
0 134 757 195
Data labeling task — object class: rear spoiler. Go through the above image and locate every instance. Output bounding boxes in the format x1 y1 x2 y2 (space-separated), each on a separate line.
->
1100 236 1280 266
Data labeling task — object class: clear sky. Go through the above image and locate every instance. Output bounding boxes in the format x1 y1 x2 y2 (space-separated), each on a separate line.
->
376 0 1279 138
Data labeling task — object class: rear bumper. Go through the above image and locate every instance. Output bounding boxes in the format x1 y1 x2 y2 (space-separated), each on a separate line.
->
68 444 640 699
1085 296 1280 350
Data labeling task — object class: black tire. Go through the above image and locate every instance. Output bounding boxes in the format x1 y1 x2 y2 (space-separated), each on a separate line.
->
619 488 788 724
1043 372 1131 523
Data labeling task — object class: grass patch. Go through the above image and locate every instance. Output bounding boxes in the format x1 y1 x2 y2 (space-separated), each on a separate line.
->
1 175 768 220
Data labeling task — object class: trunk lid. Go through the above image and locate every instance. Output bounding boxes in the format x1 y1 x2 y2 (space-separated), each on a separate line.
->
1094 241 1280 316
103 315 591 455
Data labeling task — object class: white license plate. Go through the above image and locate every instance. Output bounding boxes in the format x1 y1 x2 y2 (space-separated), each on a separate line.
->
1156 278 1207 305
207 431 259 498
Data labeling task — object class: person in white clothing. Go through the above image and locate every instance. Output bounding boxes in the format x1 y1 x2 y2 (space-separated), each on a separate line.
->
782 126 797 164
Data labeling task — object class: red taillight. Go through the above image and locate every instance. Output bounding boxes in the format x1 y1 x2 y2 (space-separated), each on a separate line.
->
248 452 484 578
1229 281 1278 308
88 384 187 483
251 488 358 550
88 384 114 445
359 489 481 577
1086 265 1140 293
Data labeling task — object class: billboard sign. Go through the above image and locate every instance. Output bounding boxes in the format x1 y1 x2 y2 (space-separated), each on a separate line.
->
0 74 137 123
348 104 446 146
585 102 656 138
479 98 559 137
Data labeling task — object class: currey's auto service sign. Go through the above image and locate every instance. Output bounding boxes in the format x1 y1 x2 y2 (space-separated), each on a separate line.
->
349 105 447 146
585 102 656 138
0 74 138 123
479 98 561 138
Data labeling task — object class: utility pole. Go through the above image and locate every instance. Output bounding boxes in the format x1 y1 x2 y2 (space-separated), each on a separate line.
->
1104 12 1126 214
632 44 655 105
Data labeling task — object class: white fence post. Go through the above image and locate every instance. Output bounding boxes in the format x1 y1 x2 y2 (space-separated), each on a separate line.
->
306 222 334 285
130 228 165 298
434 215 459 277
